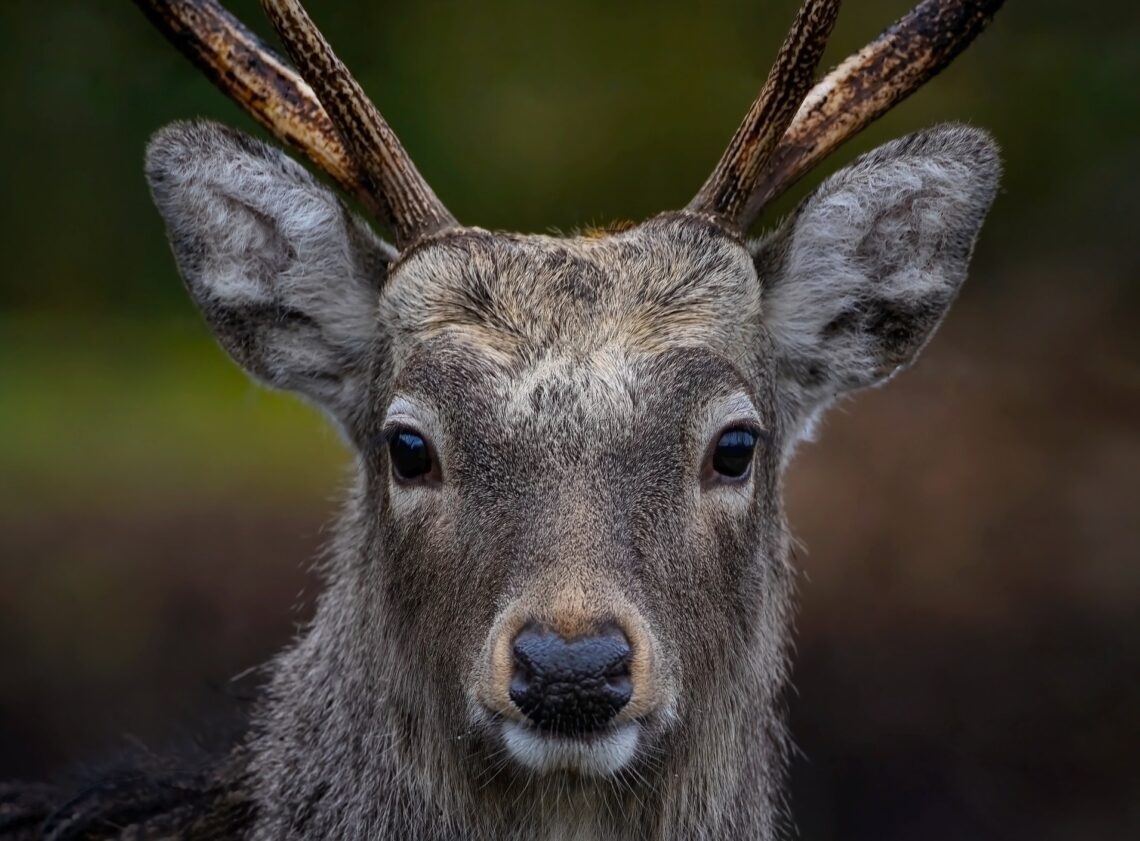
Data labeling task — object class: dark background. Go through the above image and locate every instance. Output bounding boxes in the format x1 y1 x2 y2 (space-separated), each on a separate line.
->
1 2 1137 839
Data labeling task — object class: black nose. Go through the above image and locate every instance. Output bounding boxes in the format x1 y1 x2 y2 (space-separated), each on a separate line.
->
509 623 632 735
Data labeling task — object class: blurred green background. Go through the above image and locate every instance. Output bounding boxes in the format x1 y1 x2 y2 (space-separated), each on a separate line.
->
0 2 1137 839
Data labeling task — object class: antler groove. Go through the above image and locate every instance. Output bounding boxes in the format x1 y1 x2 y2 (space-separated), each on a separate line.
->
137 0 1004 244
259 0 456 247
134 0 455 248
133 0 373 213
691 0 1005 233
689 0 841 231
751 0 1006 213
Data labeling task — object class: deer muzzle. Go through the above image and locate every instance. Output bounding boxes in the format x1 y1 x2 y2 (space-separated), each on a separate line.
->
509 622 633 734
472 585 672 775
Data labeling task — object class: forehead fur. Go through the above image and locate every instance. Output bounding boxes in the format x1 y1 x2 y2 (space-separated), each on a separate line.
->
380 213 761 371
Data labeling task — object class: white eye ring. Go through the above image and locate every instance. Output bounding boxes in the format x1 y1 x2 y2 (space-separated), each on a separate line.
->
382 397 444 488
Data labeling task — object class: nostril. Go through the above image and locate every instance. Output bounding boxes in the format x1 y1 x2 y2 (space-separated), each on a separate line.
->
598 623 632 698
508 622 634 734
604 661 632 698
509 657 534 700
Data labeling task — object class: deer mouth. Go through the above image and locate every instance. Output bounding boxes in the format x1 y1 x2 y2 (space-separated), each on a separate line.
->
468 699 645 777
497 718 641 776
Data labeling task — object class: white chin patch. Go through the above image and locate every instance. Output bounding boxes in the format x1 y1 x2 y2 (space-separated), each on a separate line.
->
501 720 639 776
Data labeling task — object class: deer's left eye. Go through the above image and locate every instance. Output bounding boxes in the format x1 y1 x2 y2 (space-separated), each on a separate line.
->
388 429 438 484
706 428 759 482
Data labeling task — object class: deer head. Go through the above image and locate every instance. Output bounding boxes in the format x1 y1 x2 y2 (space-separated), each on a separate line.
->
138 1 1003 837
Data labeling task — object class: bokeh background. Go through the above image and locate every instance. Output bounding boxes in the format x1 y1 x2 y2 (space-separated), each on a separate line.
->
1 1 1137 838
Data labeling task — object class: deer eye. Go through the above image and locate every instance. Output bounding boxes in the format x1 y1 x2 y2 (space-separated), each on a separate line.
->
388 429 437 484
707 428 758 481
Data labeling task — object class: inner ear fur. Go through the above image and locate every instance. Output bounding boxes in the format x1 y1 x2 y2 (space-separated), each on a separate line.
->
751 123 1001 430
145 120 396 435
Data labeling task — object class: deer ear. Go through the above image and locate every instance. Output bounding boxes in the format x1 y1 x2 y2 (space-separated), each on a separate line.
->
752 124 1000 436
145 120 395 434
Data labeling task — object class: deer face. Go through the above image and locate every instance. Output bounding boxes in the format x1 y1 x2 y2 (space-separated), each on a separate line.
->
377 217 778 777
146 119 998 782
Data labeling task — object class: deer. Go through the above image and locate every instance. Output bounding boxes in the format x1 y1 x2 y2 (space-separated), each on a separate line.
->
0 0 1005 838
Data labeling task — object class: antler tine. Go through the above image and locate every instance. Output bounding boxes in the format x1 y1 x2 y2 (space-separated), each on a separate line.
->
749 0 1006 214
133 0 379 217
689 0 841 232
260 0 456 248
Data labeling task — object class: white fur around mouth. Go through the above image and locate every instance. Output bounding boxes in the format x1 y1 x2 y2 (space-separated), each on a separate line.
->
500 720 639 776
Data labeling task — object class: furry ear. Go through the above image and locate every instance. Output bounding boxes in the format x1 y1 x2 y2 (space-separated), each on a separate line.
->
752 124 1000 435
145 120 395 434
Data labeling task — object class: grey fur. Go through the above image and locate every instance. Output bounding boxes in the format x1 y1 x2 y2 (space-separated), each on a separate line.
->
93 117 1000 840
752 125 1001 443
145 121 396 436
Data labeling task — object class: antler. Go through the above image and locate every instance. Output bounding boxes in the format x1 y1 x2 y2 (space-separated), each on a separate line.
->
689 0 841 229
691 0 1005 234
258 0 455 247
751 0 1005 213
134 0 455 248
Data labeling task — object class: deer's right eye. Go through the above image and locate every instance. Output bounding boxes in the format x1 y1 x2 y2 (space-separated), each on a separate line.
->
711 428 757 478
388 430 437 484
